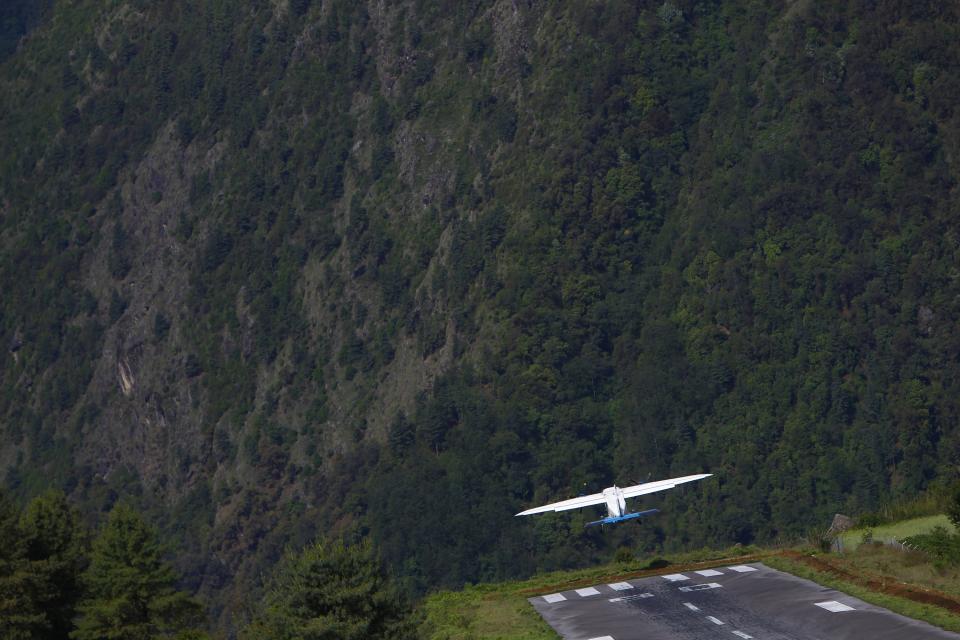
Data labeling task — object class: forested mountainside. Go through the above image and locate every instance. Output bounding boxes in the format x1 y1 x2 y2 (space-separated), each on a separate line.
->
0 1 51 60
2 0 960 631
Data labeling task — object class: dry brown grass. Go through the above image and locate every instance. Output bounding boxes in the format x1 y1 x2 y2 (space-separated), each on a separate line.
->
835 543 960 596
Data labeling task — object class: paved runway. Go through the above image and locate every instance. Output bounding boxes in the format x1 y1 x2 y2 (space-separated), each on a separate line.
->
529 562 960 640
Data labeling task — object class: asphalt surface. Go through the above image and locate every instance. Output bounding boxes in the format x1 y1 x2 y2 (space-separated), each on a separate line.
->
529 562 960 640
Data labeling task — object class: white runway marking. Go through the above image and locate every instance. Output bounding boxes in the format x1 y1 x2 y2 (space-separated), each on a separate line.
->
609 593 654 602
706 615 725 625
662 573 690 582
587 636 615 640
732 631 753 638
695 569 724 577
683 602 700 611
542 593 566 603
678 582 722 592
608 582 634 591
576 587 601 597
815 600 855 612
727 565 757 573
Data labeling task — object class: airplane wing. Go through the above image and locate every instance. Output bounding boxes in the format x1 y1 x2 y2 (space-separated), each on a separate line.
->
620 473 712 498
515 491 607 516
515 473 712 517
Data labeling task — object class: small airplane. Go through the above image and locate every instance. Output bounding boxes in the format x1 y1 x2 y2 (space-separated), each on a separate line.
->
515 473 712 527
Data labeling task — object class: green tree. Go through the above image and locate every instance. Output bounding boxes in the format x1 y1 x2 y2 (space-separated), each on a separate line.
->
0 489 43 640
947 483 960 530
71 503 205 640
241 539 418 640
20 490 88 640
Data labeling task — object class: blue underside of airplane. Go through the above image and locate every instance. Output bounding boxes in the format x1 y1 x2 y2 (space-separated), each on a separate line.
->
585 508 660 527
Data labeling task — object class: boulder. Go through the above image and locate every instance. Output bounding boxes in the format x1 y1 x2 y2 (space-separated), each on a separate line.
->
829 513 855 534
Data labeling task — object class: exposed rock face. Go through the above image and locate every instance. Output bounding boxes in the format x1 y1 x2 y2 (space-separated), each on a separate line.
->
829 514 855 534
2 2 530 621
8 328 22 353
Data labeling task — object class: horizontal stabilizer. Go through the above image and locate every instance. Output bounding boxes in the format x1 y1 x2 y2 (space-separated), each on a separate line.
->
585 508 660 527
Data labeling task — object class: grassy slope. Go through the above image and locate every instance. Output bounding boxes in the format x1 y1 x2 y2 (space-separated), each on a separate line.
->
420 540 960 639
830 542 960 607
421 586 558 640
766 554 960 635
839 515 956 551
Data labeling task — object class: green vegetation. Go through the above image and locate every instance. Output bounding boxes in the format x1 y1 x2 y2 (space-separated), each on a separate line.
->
20 490 87 640
766 554 960 635
830 542 960 603
421 586 558 640
420 545 763 640
0 490 208 640
0 0 51 59
905 489 960 564
0 490 43 639
419 535 960 640
241 539 418 640
3 0 960 633
1 489 418 639
949 484 960 529
72 503 207 640
795 499 960 632
835 490 960 561
855 489 951 528
840 515 956 551
905 526 960 565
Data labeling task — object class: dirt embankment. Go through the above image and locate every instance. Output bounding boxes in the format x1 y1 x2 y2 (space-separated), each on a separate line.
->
780 550 960 614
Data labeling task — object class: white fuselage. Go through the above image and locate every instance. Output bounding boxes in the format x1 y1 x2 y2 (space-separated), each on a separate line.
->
602 486 627 517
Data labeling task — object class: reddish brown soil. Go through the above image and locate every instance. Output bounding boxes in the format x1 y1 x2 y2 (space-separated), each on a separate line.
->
781 550 960 614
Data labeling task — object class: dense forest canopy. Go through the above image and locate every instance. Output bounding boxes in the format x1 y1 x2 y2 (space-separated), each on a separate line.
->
0 0 52 60
2 0 960 633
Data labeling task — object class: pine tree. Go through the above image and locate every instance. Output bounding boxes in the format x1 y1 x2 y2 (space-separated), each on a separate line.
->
70 503 205 640
20 490 88 640
948 482 960 530
241 538 418 640
0 489 43 640
387 413 415 457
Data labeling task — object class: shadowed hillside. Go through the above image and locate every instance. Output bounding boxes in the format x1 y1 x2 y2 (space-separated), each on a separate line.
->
2 0 960 632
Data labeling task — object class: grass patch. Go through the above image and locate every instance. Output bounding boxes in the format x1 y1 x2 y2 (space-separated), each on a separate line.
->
833 543 960 599
839 515 956 551
420 585 559 640
766 554 960 634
